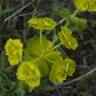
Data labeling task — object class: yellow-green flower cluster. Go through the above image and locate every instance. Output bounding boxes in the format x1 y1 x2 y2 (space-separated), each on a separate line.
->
73 0 96 11
5 38 23 65
16 61 41 88
27 17 57 31
49 58 76 84
59 26 78 50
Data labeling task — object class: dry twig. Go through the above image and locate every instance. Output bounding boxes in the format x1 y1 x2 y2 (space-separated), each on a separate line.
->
4 0 36 22
56 68 96 88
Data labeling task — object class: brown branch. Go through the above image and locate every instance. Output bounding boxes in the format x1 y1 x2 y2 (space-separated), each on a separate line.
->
56 68 96 88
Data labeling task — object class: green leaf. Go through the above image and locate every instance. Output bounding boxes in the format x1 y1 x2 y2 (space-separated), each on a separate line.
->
1 8 14 15
0 6 14 15
13 81 25 96
22 50 33 61
43 85 54 92
51 7 72 18
0 5 2 14
68 16 87 32
35 59 49 77
68 16 87 39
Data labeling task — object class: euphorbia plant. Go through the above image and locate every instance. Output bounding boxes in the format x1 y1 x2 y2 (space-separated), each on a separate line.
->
3 0 96 95
5 17 77 89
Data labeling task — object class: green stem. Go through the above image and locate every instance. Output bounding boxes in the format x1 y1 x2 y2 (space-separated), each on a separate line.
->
0 0 3 15
33 43 62 64
51 43 62 51
32 7 37 17
0 0 3 8
1 51 5 67
70 9 79 17
22 31 27 45
40 30 43 49
33 55 43 64
32 30 43 64
32 0 41 17
65 20 69 27
59 18 66 24
44 43 62 58
58 9 79 25
45 58 55 64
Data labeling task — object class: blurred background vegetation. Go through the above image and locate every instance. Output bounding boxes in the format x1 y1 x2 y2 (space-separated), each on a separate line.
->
0 0 96 96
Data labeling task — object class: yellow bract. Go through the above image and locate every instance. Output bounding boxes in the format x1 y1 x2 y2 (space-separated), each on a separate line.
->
27 17 57 31
59 26 78 50
49 58 76 84
63 58 76 76
16 61 41 88
73 0 96 11
49 59 67 84
5 38 23 65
